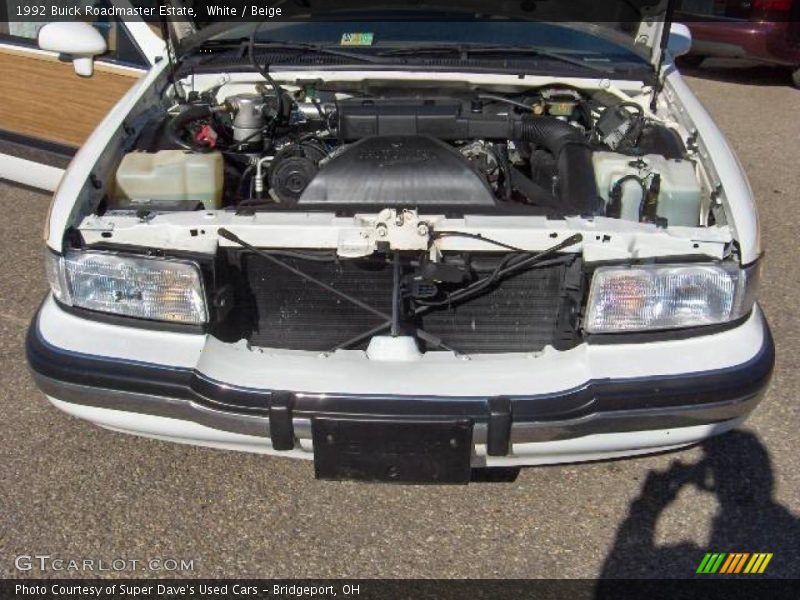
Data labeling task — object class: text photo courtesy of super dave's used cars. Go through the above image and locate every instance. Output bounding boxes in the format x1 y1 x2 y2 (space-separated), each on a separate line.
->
9 0 774 484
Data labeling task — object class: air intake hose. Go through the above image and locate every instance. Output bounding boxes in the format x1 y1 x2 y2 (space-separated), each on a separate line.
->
511 116 603 216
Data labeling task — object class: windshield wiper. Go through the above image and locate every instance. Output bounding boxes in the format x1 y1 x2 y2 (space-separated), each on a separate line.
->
200 39 385 64
249 41 385 64
377 43 614 74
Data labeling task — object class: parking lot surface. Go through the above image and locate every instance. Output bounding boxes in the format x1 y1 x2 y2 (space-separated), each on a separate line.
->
1 61 798 578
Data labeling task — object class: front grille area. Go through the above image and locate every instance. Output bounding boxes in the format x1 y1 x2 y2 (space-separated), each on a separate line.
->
420 264 566 353
228 253 574 354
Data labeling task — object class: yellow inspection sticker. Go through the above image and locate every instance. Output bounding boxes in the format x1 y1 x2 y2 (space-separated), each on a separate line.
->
340 32 375 46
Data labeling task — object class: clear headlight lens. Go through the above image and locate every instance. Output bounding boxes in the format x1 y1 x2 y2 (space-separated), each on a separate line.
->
44 250 69 304
585 263 758 334
46 250 207 325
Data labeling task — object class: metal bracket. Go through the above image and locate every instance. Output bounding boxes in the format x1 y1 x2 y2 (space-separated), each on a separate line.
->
486 396 513 457
268 391 295 451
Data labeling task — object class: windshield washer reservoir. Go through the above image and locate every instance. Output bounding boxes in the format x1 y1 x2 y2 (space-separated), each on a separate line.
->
593 152 702 227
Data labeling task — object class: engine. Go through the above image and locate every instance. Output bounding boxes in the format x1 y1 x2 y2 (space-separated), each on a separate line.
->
111 85 702 226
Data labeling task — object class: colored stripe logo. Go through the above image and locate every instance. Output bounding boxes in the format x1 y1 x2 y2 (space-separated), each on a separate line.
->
697 553 773 574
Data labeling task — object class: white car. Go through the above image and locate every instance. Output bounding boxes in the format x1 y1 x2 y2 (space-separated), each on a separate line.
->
23 2 774 483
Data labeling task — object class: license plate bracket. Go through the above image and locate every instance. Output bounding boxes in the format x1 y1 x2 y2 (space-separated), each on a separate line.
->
312 418 473 484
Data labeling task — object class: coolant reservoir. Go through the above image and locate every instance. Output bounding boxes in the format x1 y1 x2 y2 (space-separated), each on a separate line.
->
592 152 702 226
114 150 224 209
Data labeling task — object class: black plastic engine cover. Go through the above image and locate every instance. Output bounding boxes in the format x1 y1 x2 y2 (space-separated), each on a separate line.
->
298 135 497 207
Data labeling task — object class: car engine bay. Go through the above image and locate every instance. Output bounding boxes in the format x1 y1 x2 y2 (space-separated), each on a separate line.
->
62 73 740 354
108 81 707 228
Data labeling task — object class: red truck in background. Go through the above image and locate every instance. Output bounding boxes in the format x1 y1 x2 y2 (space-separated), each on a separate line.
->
676 0 800 87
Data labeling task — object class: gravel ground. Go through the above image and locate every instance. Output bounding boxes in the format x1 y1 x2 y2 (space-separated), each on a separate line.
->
1 61 798 580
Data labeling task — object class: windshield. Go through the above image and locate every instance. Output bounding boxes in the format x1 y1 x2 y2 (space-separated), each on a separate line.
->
178 0 670 65
202 21 650 64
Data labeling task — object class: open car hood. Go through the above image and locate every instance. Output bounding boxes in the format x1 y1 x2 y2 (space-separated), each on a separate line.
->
160 0 676 68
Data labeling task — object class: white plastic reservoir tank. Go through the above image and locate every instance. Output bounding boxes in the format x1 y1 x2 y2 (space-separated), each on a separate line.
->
114 150 224 209
592 152 702 227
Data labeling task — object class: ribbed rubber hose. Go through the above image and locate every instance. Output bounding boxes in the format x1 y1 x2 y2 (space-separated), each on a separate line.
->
511 116 604 216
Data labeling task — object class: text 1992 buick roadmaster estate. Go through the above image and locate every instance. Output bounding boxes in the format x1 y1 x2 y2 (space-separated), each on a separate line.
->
24 1 774 483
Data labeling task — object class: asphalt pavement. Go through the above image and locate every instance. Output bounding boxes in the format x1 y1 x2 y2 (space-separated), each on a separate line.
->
1 61 798 579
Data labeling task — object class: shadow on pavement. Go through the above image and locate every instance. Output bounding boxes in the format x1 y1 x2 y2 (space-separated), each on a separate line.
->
596 430 800 581
470 467 520 483
679 58 795 88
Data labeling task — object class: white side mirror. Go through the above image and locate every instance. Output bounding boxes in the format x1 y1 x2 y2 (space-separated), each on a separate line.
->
38 22 107 77
667 23 693 58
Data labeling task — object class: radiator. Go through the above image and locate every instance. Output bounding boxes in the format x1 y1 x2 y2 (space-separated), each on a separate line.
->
236 254 568 354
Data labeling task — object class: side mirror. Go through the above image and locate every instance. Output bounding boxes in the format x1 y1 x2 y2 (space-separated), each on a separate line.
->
667 23 693 58
38 22 107 77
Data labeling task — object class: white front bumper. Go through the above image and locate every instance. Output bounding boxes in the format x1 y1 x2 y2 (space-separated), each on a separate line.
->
29 296 772 469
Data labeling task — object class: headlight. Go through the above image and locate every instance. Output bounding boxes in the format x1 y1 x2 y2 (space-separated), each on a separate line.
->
46 250 207 325
585 263 759 334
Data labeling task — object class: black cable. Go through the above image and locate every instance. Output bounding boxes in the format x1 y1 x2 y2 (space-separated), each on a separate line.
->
157 3 183 102
423 231 579 309
218 228 459 353
415 245 577 310
330 234 583 351
249 21 285 124
477 93 533 112
413 252 519 308
168 104 266 154
592 101 644 131
608 174 647 219
618 103 646 151
428 231 526 252
236 197 275 213
419 234 583 310
391 252 401 337
312 97 326 121
219 229 387 320
238 165 255 199
493 144 513 201
331 254 576 351
166 105 215 152
247 248 338 263
578 100 594 130
615 101 645 117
